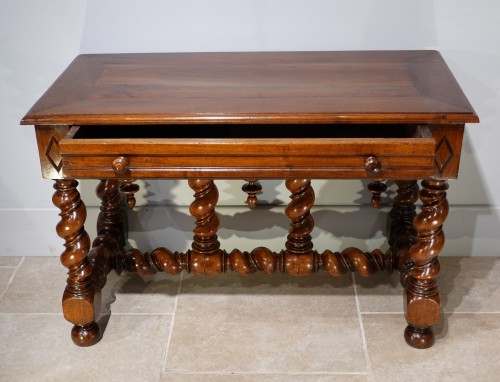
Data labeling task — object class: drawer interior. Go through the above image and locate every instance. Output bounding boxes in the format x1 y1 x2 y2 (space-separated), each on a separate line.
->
69 124 430 140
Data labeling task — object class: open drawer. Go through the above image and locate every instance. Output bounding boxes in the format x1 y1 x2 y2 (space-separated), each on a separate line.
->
58 124 437 179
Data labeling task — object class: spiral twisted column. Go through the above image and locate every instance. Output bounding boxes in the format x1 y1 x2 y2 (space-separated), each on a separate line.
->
403 179 448 349
283 179 316 275
320 248 393 276
52 180 101 346
388 180 419 271
89 179 126 285
187 179 224 275
121 245 394 277
120 178 394 277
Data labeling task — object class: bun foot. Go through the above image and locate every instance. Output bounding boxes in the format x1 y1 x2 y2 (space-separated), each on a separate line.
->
71 322 101 347
404 325 435 349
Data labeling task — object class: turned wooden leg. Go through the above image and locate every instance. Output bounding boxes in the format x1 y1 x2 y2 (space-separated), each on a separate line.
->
402 179 448 349
52 179 101 346
89 179 126 283
388 180 419 267
283 179 316 276
187 179 224 275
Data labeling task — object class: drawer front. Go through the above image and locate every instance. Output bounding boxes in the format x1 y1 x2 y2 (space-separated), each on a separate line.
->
59 124 437 179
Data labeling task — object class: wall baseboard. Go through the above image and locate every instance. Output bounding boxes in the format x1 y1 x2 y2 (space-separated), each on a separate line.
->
1 205 499 257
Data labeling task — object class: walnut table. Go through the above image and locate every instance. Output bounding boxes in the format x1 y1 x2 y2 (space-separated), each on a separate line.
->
22 51 479 348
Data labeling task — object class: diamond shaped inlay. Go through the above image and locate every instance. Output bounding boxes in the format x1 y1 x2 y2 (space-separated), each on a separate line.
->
45 136 63 172
435 136 454 172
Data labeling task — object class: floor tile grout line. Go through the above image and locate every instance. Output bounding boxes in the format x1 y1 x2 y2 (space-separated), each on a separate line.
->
0 312 172 317
160 371 370 376
0 312 63 316
104 312 175 316
352 273 374 382
3 310 495 317
442 311 500 314
162 271 183 375
361 311 500 315
0 257 25 302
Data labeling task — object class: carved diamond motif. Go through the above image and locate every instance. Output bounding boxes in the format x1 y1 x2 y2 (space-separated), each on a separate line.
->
435 136 454 173
45 136 63 172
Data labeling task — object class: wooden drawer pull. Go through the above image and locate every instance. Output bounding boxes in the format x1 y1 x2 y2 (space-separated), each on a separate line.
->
365 155 382 174
112 156 129 175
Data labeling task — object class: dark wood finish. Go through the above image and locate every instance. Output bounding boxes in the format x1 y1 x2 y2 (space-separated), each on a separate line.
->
55 123 437 180
35 126 70 179
52 180 101 346
187 179 224 275
428 124 465 178
22 51 478 126
90 179 126 278
121 180 394 277
119 180 140 209
389 180 419 261
242 180 262 208
367 181 388 208
23 51 478 349
283 179 316 276
122 242 393 277
401 179 449 348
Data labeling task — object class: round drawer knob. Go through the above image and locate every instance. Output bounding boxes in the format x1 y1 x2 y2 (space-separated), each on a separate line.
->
365 155 381 174
112 156 129 175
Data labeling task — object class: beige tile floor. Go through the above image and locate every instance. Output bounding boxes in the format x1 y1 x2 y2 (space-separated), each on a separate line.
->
1 256 500 382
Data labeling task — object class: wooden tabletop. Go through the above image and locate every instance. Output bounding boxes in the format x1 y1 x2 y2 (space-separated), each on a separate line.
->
21 51 478 126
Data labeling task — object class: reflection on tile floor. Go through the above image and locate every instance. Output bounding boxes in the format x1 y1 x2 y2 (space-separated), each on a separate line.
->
1 257 499 381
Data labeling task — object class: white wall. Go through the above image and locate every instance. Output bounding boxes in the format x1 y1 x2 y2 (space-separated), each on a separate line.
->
1 0 499 256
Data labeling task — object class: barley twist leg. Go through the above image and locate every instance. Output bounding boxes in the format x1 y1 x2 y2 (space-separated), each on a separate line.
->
402 179 448 348
89 179 126 282
188 179 224 275
283 179 316 275
388 180 419 272
53 180 101 346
